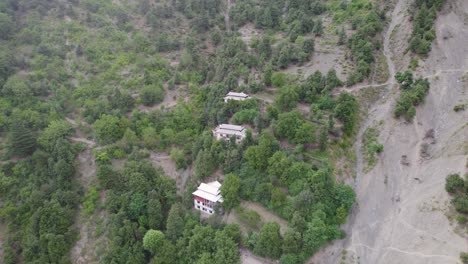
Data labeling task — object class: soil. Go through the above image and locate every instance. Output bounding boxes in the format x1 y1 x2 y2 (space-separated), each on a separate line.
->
148 151 191 194
311 0 468 263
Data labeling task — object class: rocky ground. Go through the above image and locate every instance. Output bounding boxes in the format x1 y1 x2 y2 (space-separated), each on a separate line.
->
311 0 468 263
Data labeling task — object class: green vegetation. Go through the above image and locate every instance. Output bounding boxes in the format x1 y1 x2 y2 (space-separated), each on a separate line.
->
445 172 467 264
394 71 430 120
445 173 468 214
409 0 446 55
362 123 383 173
0 0 368 263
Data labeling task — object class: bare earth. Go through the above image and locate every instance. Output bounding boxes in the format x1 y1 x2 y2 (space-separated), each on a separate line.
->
312 0 468 263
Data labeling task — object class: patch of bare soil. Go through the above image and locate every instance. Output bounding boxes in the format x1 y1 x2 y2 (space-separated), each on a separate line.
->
148 151 191 194
238 23 262 47
71 145 108 263
312 0 468 263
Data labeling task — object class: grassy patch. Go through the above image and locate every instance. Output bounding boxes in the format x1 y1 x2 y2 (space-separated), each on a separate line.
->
362 121 384 173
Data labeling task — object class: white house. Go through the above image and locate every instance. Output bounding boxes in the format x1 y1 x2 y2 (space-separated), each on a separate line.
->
223 92 250 103
192 181 223 215
212 124 246 144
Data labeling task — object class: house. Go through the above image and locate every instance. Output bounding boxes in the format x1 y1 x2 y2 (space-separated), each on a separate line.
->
212 124 246 144
223 92 250 102
192 181 223 215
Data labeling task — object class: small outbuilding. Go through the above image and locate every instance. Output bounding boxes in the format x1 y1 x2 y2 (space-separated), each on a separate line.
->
224 92 250 103
192 181 223 215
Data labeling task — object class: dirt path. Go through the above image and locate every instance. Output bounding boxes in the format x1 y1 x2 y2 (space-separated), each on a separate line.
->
312 0 468 263
224 0 232 32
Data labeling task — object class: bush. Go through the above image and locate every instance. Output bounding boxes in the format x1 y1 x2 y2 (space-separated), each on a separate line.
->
235 207 261 229
140 84 165 106
445 173 464 193
453 104 465 112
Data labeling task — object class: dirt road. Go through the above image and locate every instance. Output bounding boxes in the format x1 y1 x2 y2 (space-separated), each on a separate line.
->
312 0 468 263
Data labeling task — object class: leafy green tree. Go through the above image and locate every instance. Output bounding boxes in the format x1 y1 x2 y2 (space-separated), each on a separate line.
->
395 71 414 90
335 93 359 135
38 120 73 151
293 122 316 144
263 64 273 86
268 151 291 183
302 37 314 54
221 174 241 211
254 222 282 259
274 111 303 140
445 173 464 193
243 133 279 170
276 86 299 111
282 229 302 254
0 12 14 40
93 114 128 144
143 229 165 255
303 217 328 255
140 84 165 106
213 231 240 264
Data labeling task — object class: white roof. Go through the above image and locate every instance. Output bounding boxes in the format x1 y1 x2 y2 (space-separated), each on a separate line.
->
193 181 223 203
225 92 249 98
214 124 246 137
219 124 245 131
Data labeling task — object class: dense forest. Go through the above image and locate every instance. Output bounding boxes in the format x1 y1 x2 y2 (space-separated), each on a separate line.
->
0 0 445 263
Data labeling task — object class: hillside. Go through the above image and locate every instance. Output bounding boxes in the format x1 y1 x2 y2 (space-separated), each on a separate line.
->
0 0 466 264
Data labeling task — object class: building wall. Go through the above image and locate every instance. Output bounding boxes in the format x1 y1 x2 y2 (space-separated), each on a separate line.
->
193 198 216 214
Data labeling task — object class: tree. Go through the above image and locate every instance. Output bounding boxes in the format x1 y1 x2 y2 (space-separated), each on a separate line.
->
274 111 303 140
140 84 165 106
93 114 128 144
282 229 302 254
335 93 359 135
166 203 184 242
147 190 163 230
293 122 316 144
0 13 14 40
445 173 464 193
143 229 165 255
254 222 282 259
302 37 314 54
263 64 273 87
213 231 240 264
303 217 328 255
37 120 73 151
319 127 328 151
221 174 241 211
8 124 36 156
276 86 299 111
395 71 414 90
268 151 291 183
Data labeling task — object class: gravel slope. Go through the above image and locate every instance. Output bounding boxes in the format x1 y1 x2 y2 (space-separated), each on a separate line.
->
311 0 468 263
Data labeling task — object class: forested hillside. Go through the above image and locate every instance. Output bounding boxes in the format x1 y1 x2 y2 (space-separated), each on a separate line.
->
0 0 452 263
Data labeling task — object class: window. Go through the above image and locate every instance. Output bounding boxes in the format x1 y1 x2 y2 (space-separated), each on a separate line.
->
202 208 206 211
209 210 212 214
197 200 200 204
197 206 200 209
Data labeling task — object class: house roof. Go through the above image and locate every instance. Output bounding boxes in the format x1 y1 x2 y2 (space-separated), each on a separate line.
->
214 124 246 137
225 92 249 98
193 181 224 203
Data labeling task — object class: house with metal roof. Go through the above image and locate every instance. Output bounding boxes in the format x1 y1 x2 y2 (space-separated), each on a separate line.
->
192 181 223 215
223 92 250 102
212 124 246 144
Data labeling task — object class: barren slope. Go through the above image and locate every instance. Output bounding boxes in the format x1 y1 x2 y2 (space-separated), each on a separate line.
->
312 0 468 263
